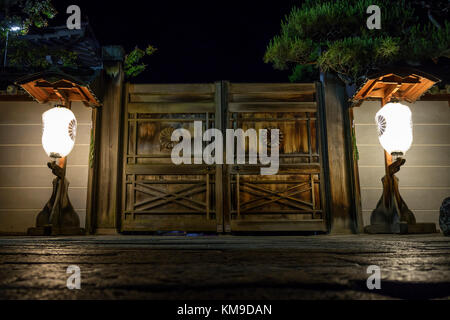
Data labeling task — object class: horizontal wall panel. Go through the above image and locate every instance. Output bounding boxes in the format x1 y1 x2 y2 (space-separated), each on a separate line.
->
357 145 450 166
0 124 91 144
362 210 440 230
0 210 85 234
0 101 92 124
361 188 449 211
354 100 450 124
0 188 87 210
359 166 450 188
0 166 88 188
355 124 450 145
0 145 89 166
0 102 51 124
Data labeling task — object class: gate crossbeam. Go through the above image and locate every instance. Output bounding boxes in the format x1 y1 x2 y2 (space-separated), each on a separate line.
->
134 182 207 212
240 182 314 212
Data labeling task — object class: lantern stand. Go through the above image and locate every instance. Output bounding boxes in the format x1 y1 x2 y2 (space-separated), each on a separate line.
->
29 97 83 236
352 69 440 234
15 70 101 236
368 98 417 234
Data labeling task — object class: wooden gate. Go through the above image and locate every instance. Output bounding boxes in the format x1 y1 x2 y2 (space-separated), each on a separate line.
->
121 82 326 232
224 83 327 232
122 83 223 232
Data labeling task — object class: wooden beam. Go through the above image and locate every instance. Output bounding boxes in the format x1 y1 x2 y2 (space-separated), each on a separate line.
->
126 164 213 175
230 219 327 232
127 102 215 113
129 93 215 103
229 83 316 94
129 83 215 94
358 79 380 99
54 89 69 105
383 84 401 105
228 102 317 112
407 78 436 102
230 92 315 103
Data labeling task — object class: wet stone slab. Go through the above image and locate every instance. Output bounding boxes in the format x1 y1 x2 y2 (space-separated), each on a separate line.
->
0 234 449 300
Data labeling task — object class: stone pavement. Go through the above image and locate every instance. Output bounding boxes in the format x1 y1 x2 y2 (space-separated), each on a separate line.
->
0 234 449 300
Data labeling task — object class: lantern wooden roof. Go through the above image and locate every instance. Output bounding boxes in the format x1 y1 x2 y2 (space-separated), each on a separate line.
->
352 68 441 105
15 70 101 107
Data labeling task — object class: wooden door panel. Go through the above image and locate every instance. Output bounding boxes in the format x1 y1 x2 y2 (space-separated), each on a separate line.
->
231 173 322 216
121 83 220 232
122 171 217 231
225 82 327 232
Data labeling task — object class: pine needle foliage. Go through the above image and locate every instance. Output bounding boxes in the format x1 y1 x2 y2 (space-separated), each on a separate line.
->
264 0 450 82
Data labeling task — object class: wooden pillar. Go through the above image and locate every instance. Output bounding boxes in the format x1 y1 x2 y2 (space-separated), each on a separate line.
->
85 107 100 234
320 73 360 234
91 46 125 234
215 81 224 232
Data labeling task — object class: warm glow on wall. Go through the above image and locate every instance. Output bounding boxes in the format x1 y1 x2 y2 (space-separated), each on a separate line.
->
42 106 77 158
375 102 413 157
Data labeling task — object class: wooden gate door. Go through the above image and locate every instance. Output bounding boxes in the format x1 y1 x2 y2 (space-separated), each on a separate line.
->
121 83 223 232
224 83 327 232
121 82 327 233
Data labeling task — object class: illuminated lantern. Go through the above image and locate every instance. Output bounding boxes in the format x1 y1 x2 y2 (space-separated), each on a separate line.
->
375 102 413 157
42 107 77 158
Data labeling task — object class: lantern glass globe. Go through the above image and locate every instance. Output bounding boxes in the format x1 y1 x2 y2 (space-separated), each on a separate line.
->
42 107 77 158
375 102 413 156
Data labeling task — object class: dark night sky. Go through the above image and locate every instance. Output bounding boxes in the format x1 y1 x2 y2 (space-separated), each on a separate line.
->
53 0 302 83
